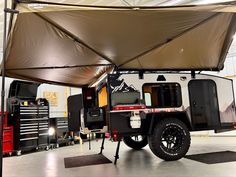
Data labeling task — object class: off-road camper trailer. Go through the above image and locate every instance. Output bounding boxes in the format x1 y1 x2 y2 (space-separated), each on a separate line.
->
72 72 236 162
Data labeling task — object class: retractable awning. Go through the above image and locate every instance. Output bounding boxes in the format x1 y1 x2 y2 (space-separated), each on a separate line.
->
4 1 236 87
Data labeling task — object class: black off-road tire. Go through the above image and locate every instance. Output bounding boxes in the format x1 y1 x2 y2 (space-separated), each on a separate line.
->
123 135 148 150
148 118 191 161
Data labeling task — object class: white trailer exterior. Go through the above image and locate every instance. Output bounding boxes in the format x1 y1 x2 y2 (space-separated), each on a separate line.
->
110 73 236 126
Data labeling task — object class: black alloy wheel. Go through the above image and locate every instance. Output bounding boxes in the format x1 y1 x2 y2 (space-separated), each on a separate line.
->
148 118 191 161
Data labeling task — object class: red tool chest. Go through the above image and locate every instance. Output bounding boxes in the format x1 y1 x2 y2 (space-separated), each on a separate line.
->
3 126 14 155
1 112 14 155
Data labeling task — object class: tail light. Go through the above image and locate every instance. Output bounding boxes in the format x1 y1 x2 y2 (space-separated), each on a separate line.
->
112 129 119 142
105 133 110 138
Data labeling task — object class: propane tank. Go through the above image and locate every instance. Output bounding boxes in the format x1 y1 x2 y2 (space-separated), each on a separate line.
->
130 111 141 128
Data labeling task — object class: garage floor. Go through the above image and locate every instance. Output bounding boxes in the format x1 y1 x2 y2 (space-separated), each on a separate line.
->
3 136 236 177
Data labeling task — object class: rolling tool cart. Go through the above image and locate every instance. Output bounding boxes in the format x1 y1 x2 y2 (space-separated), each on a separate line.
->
7 80 50 155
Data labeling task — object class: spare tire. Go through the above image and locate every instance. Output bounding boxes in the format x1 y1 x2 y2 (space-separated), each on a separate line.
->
123 135 148 150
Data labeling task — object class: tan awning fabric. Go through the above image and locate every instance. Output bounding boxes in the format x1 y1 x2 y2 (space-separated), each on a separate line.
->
122 13 233 69
4 1 236 87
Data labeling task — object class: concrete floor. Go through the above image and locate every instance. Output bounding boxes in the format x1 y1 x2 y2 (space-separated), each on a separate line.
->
3 136 236 177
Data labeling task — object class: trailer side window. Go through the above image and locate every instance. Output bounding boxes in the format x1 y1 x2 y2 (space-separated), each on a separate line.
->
143 83 182 108
111 91 140 106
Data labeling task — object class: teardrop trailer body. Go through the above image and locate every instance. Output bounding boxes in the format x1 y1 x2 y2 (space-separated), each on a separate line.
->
78 71 236 163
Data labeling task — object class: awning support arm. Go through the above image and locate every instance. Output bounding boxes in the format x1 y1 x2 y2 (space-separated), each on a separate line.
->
191 70 196 79
6 64 114 71
1 1 11 177
4 8 19 14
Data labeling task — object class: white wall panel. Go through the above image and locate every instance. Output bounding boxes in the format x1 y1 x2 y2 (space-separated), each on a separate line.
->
70 87 82 95
37 84 68 118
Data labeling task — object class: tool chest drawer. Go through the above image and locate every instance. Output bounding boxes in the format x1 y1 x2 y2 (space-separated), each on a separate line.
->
3 127 13 141
3 126 14 154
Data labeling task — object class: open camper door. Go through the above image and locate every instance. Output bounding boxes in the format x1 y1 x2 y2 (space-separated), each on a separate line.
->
189 76 236 131
80 87 107 134
188 80 221 130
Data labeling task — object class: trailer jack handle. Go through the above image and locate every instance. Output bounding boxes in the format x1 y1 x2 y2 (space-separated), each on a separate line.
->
88 134 91 150
99 133 105 154
114 140 121 165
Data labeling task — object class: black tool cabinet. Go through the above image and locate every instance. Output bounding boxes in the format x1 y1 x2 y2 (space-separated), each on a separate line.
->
11 100 49 155
7 80 50 155
49 117 69 147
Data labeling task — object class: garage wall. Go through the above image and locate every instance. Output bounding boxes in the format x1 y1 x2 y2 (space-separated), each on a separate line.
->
37 84 81 118
37 84 65 118
70 87 82 95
